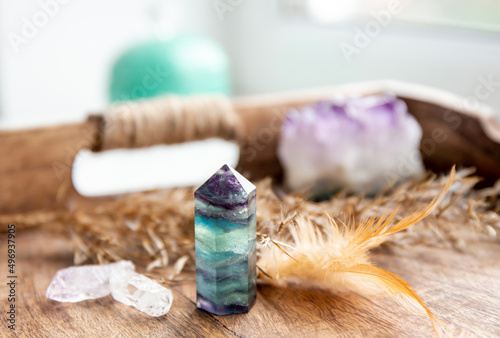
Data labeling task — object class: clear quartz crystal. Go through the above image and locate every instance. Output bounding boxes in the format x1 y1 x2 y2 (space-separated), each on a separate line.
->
110 269 173 317
46 261 135 302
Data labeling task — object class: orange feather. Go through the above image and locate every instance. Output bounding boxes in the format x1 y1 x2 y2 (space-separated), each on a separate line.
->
258 167 456 336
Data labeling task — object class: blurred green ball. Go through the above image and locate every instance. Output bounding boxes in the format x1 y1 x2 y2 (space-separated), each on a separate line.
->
109 35 231 102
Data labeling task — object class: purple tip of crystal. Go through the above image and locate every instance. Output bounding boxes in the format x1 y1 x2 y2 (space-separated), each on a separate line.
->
195 164 256 202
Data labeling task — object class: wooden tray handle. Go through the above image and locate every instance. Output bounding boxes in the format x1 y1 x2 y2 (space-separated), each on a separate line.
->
88 95 242 152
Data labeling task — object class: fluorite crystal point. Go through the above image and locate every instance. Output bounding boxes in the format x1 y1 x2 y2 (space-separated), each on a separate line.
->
195 164 257 315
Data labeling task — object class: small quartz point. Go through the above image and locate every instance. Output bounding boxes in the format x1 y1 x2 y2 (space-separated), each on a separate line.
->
110 269 173 317
46 261 135 302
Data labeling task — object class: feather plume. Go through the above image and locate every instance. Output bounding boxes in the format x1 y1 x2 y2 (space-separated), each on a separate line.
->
257 167 456 336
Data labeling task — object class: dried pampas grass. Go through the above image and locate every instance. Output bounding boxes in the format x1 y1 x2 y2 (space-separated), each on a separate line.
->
2 167 498 272
258 170 455 335
256 167 499 252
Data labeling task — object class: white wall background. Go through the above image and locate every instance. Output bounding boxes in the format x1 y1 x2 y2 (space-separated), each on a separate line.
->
0 0 224 128
223 1 500 109
1 0 499 129
1 0 499 195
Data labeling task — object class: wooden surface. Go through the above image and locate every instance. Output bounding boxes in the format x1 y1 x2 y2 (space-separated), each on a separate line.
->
0 122 97 214
1 230 500 337
404 98 500 186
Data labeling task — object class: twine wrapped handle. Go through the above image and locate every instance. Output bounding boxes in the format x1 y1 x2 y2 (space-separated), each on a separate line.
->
89 95 242 152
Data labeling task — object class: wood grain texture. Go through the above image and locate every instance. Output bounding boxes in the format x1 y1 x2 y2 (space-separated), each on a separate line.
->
1 230 499 337
0 122 98 214
404 98 500 186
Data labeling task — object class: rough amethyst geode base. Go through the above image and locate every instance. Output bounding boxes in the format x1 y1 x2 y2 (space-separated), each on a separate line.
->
277 94 424 196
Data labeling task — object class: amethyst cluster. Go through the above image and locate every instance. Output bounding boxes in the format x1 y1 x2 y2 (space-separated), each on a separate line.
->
277 94 424 195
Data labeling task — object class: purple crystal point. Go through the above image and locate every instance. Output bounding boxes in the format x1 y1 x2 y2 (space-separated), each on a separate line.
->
195 164 257 315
